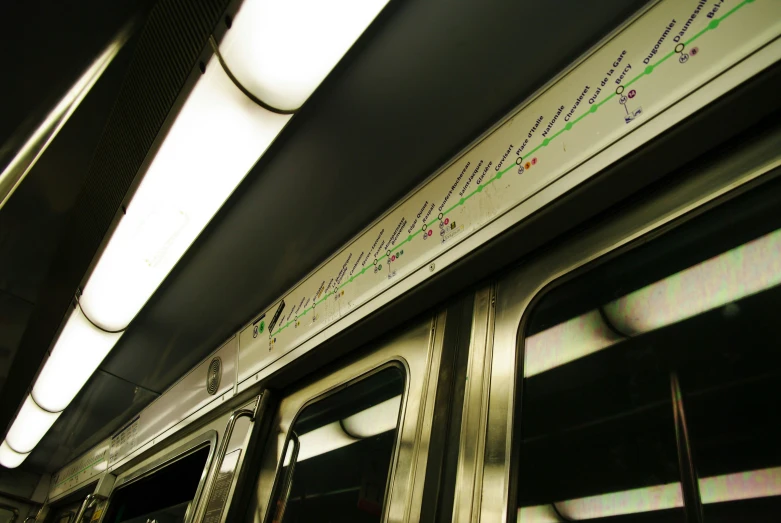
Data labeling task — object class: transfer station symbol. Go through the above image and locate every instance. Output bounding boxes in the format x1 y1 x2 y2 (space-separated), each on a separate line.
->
628 90 636 99
444 218 449 225
428 230 433 236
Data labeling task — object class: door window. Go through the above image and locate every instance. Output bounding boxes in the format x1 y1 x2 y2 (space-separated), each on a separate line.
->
268 366 405 523
103 445 210 523
516 182 781 521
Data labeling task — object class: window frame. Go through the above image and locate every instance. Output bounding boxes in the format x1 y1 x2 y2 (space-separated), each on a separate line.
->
264 360 408 523
103 430 217 523
477 126 781 523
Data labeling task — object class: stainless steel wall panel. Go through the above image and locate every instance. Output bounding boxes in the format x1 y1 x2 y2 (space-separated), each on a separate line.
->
249 313 446 523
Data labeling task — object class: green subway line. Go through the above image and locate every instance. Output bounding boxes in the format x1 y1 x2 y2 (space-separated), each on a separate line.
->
55 457 106 487
272 1 752 337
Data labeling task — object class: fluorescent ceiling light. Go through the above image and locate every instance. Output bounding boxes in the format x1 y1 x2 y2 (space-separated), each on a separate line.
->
288 395 402 463
79 57 290 332
5 396 62 454
0 441 30 469
295 422 359 463
342 396 401 438
524 310 622 377
32 307 121 412
518 466 781 521
219 0 389 111
603 228 781 334
525 228 781 377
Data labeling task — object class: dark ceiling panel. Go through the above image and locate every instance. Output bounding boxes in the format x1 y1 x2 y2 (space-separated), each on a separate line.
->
0 42 138 306
0 0 156 171
0 293 33 397
102 0 649 391
25 370 157 474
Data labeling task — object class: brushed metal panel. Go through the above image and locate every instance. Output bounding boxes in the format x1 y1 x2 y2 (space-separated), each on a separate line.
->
108 336 237 468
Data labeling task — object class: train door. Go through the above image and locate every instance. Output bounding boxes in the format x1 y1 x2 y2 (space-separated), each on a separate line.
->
247 313 448 523
98 393 266 523
45 488 94 523
472 122 781 521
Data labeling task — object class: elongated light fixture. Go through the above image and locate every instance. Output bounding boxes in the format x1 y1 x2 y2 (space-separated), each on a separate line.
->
218 0 389 112
0 441 29 469
286 396 402 464
518 466 781 521
524 228 781 377
1 0 390 468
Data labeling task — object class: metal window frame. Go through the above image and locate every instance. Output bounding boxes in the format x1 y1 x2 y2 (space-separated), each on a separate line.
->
104 430 217 523
249 313 447 523
263 360 408 523
467 115 781 522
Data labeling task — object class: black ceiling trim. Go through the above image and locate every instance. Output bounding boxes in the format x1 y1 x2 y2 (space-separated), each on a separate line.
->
0 0 232 443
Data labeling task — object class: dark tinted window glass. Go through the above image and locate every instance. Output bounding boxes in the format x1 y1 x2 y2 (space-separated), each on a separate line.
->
518 181 781 521
269 367 404 523
104 445 210 523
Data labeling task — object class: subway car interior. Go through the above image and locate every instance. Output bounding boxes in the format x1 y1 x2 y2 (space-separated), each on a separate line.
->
1 0 780 522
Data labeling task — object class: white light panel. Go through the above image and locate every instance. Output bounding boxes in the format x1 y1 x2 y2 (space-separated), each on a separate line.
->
32 307 122 412
603 228 781 334
0 440 30 469
341 395 401 438
518 466 781 521
525 228 781 376
290 395 402 463
79 57 290 332
219 0 389 111
5 396 62 454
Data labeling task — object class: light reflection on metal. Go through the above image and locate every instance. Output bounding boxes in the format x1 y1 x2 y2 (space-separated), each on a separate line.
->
0 24 133 210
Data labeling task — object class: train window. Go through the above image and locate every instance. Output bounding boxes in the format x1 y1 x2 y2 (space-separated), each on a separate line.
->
268 366 405 523
517 183 781 521
0 508 16 523
103 445 210 523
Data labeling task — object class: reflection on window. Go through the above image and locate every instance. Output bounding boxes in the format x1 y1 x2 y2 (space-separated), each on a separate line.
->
270 367 404 523
0 509 18 523
103 446 210 523
517 185 781 521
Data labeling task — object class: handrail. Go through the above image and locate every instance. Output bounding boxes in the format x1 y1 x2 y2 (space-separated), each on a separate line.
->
271 433 300 523
72 494 94 523
196 395 262 522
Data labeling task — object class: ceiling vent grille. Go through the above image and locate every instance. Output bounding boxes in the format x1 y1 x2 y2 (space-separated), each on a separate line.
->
206 357 222 395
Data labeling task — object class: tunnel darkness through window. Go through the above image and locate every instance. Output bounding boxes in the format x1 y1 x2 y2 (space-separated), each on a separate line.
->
515 176 781 522
103 445 210 523
268 366 405 523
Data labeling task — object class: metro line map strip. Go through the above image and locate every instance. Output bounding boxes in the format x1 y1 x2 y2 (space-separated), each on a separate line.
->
269 0 756 338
